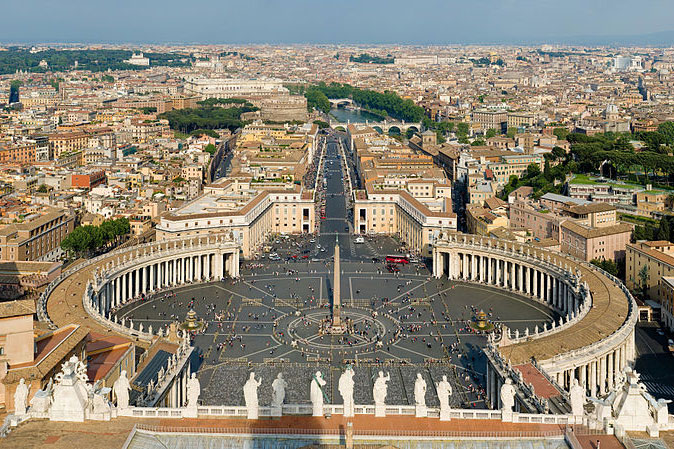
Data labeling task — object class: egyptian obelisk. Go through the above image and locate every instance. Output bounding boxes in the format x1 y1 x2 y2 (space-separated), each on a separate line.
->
332 235 342 328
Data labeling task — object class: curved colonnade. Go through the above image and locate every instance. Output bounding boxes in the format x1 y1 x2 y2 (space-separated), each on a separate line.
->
40 234 241 340
432 233 637 399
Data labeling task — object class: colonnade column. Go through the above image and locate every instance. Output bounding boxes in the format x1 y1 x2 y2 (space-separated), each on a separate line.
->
150 263 155 291
599 356 606 395
590 361 597 397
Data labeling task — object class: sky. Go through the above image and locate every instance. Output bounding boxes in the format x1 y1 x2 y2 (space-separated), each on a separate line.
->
3 0 674 45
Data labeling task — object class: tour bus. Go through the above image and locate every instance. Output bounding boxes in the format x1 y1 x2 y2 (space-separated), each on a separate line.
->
385 254 410 264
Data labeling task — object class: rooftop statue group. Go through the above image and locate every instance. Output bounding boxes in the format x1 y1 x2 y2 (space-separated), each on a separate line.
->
242 368 454 420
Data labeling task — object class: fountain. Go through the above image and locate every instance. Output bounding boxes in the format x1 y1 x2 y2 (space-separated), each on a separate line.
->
470 309 494 332
180 308 205 332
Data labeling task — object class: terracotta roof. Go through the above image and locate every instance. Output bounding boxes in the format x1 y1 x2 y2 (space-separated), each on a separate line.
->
560 221 632 239
4 324 88 384
0 297 36 318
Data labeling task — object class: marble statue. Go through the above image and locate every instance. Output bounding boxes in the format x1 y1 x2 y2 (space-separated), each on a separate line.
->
373 371 390 417
30 379 53 417
414 373 427 407
113 370 131 409
500 378 515 415
656 399 671 425
338 366 355 418
436 375 453 421
186 372 200 407
414 372 428 417
373 371 390 406
569 378 585 416
243 372 262 419
310 371 327 417
271 373 287 409
14 378 30 415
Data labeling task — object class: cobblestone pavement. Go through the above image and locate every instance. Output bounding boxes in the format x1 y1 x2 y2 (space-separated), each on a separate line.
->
116 259 557 409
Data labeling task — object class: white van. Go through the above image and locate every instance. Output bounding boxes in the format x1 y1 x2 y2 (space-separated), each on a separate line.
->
355 236 365 244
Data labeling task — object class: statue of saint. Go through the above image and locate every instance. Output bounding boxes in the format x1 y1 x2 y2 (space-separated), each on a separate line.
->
311 371 327 416
113 371 131 409
338 367 355 417
500 378 515 412
271 373 287 408
14 378 30 415
436 375 453 417
186 372 200 407
414 373 427 407
373 371 390 407
569 378 585 416
243 372 262 419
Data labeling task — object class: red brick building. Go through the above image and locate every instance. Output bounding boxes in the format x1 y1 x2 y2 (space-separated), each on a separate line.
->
71 171 106 189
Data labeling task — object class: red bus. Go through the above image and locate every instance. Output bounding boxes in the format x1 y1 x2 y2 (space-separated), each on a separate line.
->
385 255 409 264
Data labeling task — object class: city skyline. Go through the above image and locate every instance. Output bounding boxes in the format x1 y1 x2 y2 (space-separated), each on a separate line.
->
3 0 674 45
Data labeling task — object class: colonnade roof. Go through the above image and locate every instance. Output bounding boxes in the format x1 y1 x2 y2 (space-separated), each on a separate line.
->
435 235 631 366
44 236 238 347
499 260 628 365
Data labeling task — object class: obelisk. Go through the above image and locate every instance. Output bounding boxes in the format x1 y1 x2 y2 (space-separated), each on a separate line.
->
332 235 342 328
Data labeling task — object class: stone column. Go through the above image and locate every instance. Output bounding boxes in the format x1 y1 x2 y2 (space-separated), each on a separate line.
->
607 352 614 391
150 263 155 290
496 259 501 286
580 363 587 390
510 262 515 290
599 355 606 395
589 360 597 397
532 270 538 298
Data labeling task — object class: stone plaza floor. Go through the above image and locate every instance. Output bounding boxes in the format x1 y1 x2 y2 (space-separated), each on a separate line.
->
115 258 557 409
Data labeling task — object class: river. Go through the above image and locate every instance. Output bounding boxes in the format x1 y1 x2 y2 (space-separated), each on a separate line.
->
329 107 383 124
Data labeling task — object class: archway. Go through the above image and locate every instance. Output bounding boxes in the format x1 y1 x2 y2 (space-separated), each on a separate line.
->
373 126 384 134
335 126 346 132
387 126 401 136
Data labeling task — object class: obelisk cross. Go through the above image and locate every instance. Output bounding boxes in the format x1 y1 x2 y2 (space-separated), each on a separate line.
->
333 234 341 327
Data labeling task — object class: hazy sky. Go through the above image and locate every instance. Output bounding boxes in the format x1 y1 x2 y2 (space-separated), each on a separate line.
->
3 0 674 44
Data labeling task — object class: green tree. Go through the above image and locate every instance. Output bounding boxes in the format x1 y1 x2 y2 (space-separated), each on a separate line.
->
590 259 618 277
456 122 469 137
638 265 649 298
657 219 671 241
204 144 217 155
37 184 49 193
485 128 497 139
553 127 569 141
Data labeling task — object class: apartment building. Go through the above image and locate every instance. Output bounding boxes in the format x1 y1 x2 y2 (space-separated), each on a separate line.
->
0 207 74 261
156 180 315 258
471 109 507 133
560 220 632 262
353 187 456 257
48 132 88 159
626 241 674 330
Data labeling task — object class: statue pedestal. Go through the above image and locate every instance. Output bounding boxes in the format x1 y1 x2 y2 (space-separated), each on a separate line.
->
415 405 427 418
374 404 386 417
439 407 451 421
184 406 198 418
312 404 324 417
327 323 347 335
271 405 282 417
247 406 259 420
501 410 513 422
50 374 88 422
